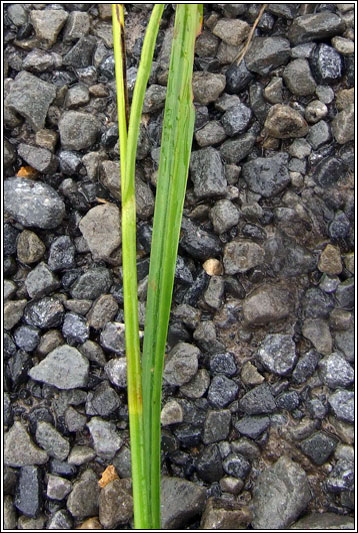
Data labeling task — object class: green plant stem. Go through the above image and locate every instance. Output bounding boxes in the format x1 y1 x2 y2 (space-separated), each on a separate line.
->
112 4 164 529
142 5 203 528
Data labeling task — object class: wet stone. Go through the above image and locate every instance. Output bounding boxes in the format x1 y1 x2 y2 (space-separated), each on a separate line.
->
313 156 347 188
276 391 300 412
29 345 89 389
48 236 76 271
100 322 125 355
203 410 231 444
59 150 82 175
5 71 56 131
220 132 256 164
299 431 337 465
47 509 73 529
304 100 328 123
310 44 342 84
35 421 70 461
190 147 226 199
105 358 127 388
264 105 308 139
208 375 239 408
59 111 100 151
70 267 112 300
180 217 221 261
239 383 276 415
288 12 345 45
99 479 133 528
4 178 65 229
245 37 290 75
283 59 316 96
4 421 48 467
196 445 224 483
223 453 251 480
225 60 254 94
62 312 89 345
180 368 210 399
328 390 354 424
24 297 64 329
256 334 297 376
14 325 40 352
18 143 58 174
221 104 252 136
25 262 59 298
210 352 236 377
318 352 354 389
14 465 43 518
302 287 334 319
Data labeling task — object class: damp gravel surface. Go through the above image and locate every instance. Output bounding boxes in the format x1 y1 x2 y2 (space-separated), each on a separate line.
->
3 3 355 530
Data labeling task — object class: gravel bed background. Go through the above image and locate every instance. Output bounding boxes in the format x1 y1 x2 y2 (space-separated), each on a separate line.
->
3 3 355 530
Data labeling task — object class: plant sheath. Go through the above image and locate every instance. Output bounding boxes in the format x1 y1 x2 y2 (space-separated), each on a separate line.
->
142 5 203 528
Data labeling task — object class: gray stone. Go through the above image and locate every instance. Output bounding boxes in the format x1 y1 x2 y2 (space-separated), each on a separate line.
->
24 297 64 329
332 36 354 56
242 152 290 197
7 4 28 26
79 203 121 263
204 276 225 310
4 300 28 330
62 312 89 345
163 342 200 386
328 390 354 424
192 72 226 105
29 345 89 389
243 284 292 326
326 458 354 493
334 325 354 362
4 422 48 467
304 100 328 124
319 353 354 388
264 76 283 104
63 11 90 42
87 294 119 330
197 443 223 483
315 85 335 104
66 470 99 519
299 431 337 465
208 375 239 408
283 59 316 96
14 325 40 352
30 9 68 46
105 358 127 388
14 465 42 518
100 160 121 199
65 84 89 109
195 121 227 147
200 498 252 530
17 230 46 264
310 44 342 85
195 31 219 58
264 105 308 138
22 49 55 72
47 509 73 529
5 71 56 131
292 350 321 384
223 453 251 479
63 36 97 68
257 334 297 376
331 105 354 144
235 416 270 440
239 383 276 415
190 147 226 199
142 84 166 113
245 37 290 75
64 406 87 433
306 120 331 149
180 217 221 262
160 476 206 529
70 267 112 300
59 111 100 150
86 417 122 459
213 19 249 46
161 400 183 426
251 456 312 529
100 322 126 354
220 132 256 164
35 422 70 461
99 479 133 528
18 143 58 174
221 104 252 136
302 318 332 355
25 262 59 298
67 446 96 466
210 200 239 234
291 512 355 530
86 381 120 417
48 236 75 271
225 60 254 94
203 410 231 444
47 474 72 500
223 240 264 274
4 178 65 229
335 279 354 310
180 368 210 399
288 13 345 45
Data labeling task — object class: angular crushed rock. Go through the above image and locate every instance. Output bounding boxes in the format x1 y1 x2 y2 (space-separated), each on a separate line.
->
4 421 48 467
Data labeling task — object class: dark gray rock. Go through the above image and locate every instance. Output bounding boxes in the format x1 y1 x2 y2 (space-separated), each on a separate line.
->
160 476 206 529
245 37 290 75
35 421 70 461
292 350 321 384
48 236 76 271
59 111 100 150
18 143 58 174
4 422 48 467
209 353 237 377
195 121 227 148
250 83 271 123
313 157 347 188
4 223 19 256
234 416 270 439
242 152 290 198
87 294 119 330
190 147 226 199
180 217 221 261
29 345 89 389
306 120 331 149
99 478 133 528
225 60 254 94
303 287 334 319
14 325 40 352
100 322 126 354
223 240 264 274
319 352 354 388
99 54 115 80
62 312 89 345
65 84 90 109
299 431 337 465
223 453 251 480
164 342 200 387
257 334 297 376
66 469 100 519
306 398 327 419
264 231 316 277
86 381 120 417
335 279 354 310
221 104 252 136
283 59 316 96
86 417 122 459
4 393 13 427
59 150 82 175
8 350 32 388
220 132 256 164
288 12 345 45
24 297 64 329
328 390 354 424
203 410 231 445
64 406 87 432
210 200 240 234
47 509 73 529
242 284 293 326
239 383 276 415
63 36 97 68
70 267 112 300
25 262 59 298
251 456 311 529
196 444 224 483
208 375 239 408
4 178 65 229
142 84 167 113
14 466 42 518
326 459 354 493
310 44 342 84
5 71 56 131
276 391 300 411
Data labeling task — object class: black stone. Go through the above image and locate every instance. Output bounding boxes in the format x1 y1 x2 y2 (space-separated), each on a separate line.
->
328 210 350 240
299 431 337 465
24 297 64 329
209 353 237 377
276 391 300 411
180 217 221 262
223 452 251 479
173 424 202 448
196 444 224 483
239 384 276 415
208 375 239 408
7 350 33 388
313 156 347 188
310 43 342 85
4 223 19 256
59 151 82 176
234 415 270 439
182 269 210 306
302 287 334 319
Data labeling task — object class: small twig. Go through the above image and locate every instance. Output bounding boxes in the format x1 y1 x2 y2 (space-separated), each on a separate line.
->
235 3 267 67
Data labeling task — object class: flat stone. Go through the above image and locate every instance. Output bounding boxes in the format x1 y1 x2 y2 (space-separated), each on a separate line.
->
243 284 292 326
242 152 290 197
4 178 65 229
79 203 121 263
288 12 345 45
59 111 100 150
245 37 290 75
14 465 43 518
251 456 311 529
29 345 89 389
192 72 226 105
30 9 68 46
264 105 308 138
35 421 70 461
63 11 90 42
302 318 332 355
213 19 250 46
163 342 200 386
4 421 48 467
223 240 264 274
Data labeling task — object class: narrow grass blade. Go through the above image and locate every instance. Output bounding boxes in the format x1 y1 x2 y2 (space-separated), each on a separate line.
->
142 5 203 528
112 4 164 529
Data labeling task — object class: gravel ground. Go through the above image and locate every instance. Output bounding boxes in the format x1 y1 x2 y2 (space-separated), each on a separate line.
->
3 3 355 530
